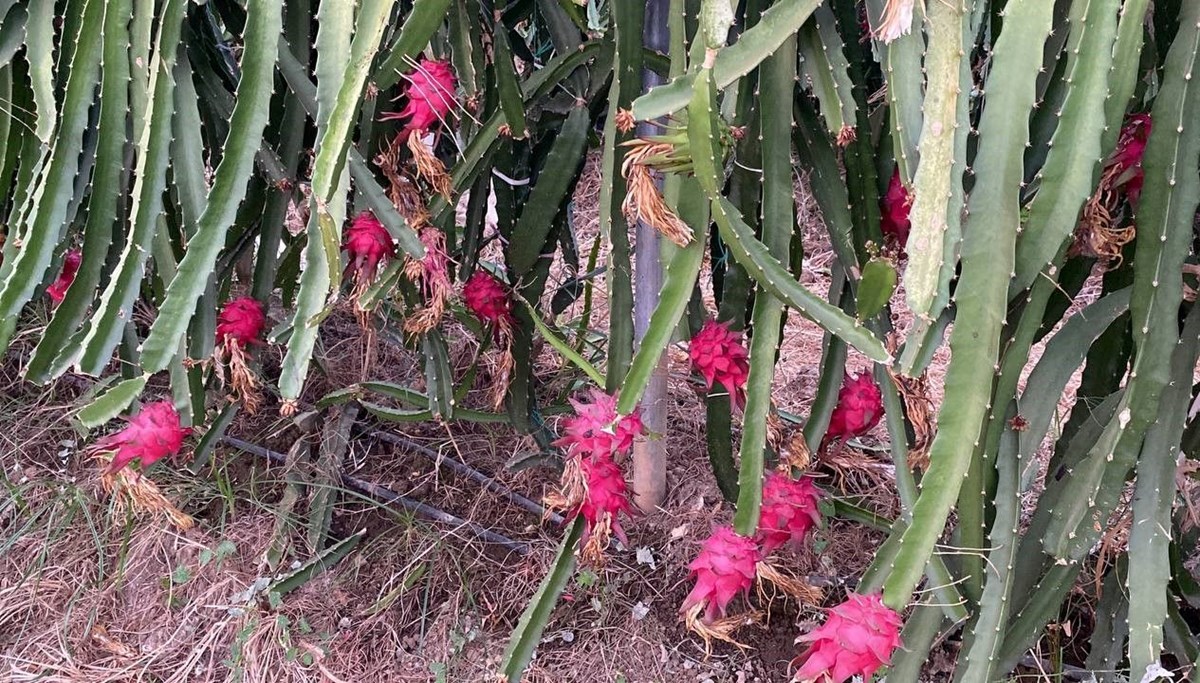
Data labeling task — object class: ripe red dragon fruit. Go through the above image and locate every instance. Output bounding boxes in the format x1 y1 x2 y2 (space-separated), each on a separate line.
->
381 58 457 142
1109 113 1152 205
463 270 515 329
343 211 396 284
880 168 911 247
792 592 903 683
88 400 190 474
570 455 636 546
689 320 750 408
757 472 823 553
824 371 884 445
46 249 82 305
681 526 762 623
215 297 265 347
553 389 646 460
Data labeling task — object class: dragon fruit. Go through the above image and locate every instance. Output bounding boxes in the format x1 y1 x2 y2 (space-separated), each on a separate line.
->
553 389 646 460
381 58 457 142
88 401 190 474
824 372 884 445
757 473 823 553
689 320 750 408
1109 113 1152 205
46 249 82 305
570 455 636 546
880 168 911 248
215 297 266 347
343 211 396 285
681 526 762 623
463 270 515 329
793 592 903 683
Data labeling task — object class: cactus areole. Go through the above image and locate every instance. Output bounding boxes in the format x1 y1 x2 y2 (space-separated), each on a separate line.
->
88 401 190 474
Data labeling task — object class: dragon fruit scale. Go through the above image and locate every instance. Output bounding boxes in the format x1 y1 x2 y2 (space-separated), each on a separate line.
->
215 297 266 348
343 211 396 284
571 455 636 546
880 168 911 248
463 270 515 329
46 249 82 305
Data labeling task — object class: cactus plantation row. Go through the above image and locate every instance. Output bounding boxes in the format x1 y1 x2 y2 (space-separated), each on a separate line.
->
0 0 1198 680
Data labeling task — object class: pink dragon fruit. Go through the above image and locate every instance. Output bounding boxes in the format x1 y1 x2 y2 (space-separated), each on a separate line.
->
88 401 190 474
793 592 903 683
1109 113 1152 205
343 211 395 286
462 270 515 329
46 249 82 305
880 168 911 248
381 58 457 142
824 372 884 445
570 455 636 546
689 320 751 408
553 389 646 460
215 297 266 347
681 526 762 623
757 473 823 553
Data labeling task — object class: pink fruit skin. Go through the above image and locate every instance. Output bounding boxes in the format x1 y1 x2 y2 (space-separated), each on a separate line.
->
879 168 911 248
571 455 636 544
215 297 266 346
89 401 190 474
680 525 762 623
757 473 822 553
1111 113 1152 205
689 320 750 408
381 58 457 141
824 372 883 444
343 211 396 282
46 249 82 305
793 592 903 683
462 271 515 328
552 389 645 461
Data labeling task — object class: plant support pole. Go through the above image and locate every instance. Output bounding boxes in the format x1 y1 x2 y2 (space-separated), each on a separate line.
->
631 0 669 513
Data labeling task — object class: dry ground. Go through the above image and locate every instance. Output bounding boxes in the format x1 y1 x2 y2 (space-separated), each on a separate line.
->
0 154 1132 683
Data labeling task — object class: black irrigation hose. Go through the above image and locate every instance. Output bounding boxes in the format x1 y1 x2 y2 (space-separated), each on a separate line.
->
361 428 565 525
222 437 531 556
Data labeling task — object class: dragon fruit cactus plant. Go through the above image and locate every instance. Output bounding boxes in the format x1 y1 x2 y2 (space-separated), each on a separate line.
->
88 401 190 474
757 473 822 553
792 592 903 683
681 525 762 623
823 372 884 447
689 319 751 408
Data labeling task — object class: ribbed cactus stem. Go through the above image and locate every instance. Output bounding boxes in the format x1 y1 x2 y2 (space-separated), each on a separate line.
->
901 0 963 323
880 0 1053 611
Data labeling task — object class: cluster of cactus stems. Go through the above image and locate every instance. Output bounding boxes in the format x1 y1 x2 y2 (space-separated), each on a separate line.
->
2 0 1200 680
